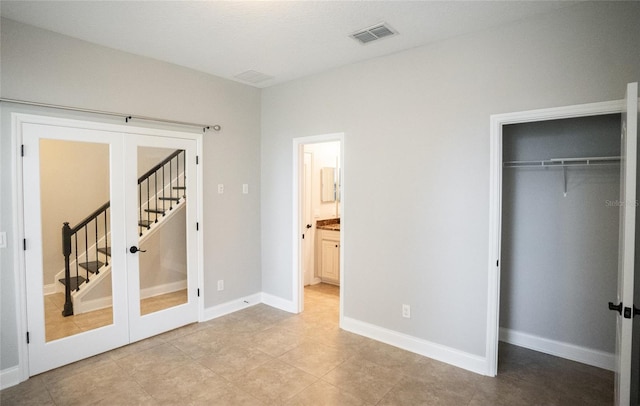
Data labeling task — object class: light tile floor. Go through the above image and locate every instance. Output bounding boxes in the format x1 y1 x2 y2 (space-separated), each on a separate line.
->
2 284 613 405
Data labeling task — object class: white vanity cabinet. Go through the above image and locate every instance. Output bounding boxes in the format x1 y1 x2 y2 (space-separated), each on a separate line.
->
316 229 340 285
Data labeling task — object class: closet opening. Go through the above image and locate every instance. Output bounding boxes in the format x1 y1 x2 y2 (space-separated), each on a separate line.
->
498 113 620 402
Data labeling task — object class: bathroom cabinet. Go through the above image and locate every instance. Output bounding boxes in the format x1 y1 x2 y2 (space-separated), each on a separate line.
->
316 229 340 285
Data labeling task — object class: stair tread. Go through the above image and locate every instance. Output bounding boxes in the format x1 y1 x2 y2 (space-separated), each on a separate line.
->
97 247 111 256
158 197 180 201
173 186 186 190
139 220 154 227
59 276 86 290
145 208 166 214
78 261 104 273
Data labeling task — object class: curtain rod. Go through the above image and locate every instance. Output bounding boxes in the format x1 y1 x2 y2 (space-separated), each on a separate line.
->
0 97 221 133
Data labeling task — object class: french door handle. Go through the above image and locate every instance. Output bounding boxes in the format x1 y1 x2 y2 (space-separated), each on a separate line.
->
129 246 147 254
609 301 623 315
634 306 640 318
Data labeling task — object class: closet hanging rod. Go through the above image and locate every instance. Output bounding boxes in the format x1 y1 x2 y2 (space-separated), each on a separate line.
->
503 156 621 169
0 97 221 133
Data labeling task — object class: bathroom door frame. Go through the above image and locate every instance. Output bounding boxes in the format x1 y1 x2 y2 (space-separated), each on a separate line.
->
10 112 204 384
292 133 345 317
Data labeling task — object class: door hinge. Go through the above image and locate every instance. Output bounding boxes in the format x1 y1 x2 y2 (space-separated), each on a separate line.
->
196 222 199 231
197 288 200 297
496 260 499 267
302 234 305 240
26 331 30 344
21 144 25 157
196 156 199 165
23 239 26 250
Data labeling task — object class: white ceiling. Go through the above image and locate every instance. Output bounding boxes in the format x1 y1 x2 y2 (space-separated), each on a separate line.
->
1 1 580 88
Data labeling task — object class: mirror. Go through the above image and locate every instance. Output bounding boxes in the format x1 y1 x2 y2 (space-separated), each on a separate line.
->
321 167 336 202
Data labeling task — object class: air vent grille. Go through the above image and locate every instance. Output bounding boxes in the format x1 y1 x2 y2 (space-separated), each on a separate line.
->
351 23 397 45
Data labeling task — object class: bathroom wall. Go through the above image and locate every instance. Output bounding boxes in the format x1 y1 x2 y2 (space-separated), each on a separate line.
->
305 141 340 221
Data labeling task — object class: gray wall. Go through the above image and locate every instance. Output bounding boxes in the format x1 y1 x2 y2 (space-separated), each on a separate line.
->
261 1 640 358
501 114 621 353
0 18 262 370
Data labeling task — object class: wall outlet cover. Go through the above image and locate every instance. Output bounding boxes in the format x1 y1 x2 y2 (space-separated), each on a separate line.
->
402 304 411 318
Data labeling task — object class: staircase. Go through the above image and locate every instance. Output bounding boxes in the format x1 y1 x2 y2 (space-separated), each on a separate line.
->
59 149 187 316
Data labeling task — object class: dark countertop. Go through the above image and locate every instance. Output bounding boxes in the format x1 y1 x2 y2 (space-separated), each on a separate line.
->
316 218 340 231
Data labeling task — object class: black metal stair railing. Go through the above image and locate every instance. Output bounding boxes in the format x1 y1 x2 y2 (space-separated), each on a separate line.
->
61 202 109 316
137 149 186 236
60 149 185 316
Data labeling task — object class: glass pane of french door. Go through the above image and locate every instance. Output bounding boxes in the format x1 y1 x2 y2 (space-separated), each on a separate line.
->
40 138 114 341
136 146 188 315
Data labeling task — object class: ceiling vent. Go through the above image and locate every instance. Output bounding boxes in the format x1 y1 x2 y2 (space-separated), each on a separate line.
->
234 70 274 84
351 23 397 45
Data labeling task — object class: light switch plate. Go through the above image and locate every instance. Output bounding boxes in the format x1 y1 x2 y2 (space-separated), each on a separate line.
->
0 232 6 248
242 184 249 194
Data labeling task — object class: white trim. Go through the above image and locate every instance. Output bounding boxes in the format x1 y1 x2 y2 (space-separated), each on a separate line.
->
202 293 262 321
12 114 30 384
43 283 59 295
261 292 297 313
140 280 187 300
73 277 189 315
499 328 615 371
0 366 21 390
292 133 345 321
196 135 204 323
74 295 113 314
486 99 625 376
342 316 487 375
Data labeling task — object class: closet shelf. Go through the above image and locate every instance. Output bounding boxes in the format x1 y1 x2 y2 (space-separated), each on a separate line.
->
503 156 620 169
504 156 621 197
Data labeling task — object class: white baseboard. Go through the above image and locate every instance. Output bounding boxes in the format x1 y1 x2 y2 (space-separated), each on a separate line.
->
74 296 113 315
202 293 262 321
0 366 21 390
261 292 297 313
499 328 615 371
43 283 59 295
73 280 188 314
342 316 487 375
140 280 187 300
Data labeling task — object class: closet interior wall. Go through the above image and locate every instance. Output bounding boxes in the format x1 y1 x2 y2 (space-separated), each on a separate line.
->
500 114 621 359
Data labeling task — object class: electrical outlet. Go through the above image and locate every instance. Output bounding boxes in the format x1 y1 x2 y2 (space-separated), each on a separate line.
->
217 280 224 291
217 184 224 194
402 304 411 319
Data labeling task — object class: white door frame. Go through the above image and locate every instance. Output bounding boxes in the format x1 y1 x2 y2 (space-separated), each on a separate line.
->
10 113 204 383
292 133 344 318
486 99 624 376
302 151 314 286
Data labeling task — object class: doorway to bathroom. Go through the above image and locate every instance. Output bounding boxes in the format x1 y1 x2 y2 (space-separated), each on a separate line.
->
293 133 344 324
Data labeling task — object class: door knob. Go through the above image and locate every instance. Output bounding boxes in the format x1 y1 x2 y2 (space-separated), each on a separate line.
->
608 301 623 315
129 246 147 254
306 224 312 229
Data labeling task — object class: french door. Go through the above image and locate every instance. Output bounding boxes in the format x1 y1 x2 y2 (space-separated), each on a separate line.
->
22 117 199 375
